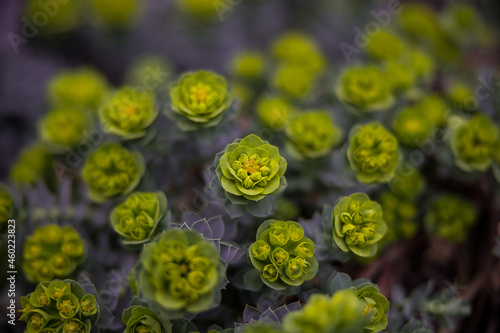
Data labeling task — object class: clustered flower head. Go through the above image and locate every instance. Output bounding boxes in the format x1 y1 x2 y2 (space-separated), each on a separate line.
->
48 67 108 111
389 166 425 200
447 82 475 111
379 191 418 243
137 228 226 315
393 106 434 147
214 134 287 202
111 191 168 245
451 114 499 172
23 225 86 283
332 193 387 257
418 94 448 127
271 64 316 100
367 30 404 61
24 0 81 35
256 96 293 131
20 280 99 333
335 66 394 112
0 185 13 229
122 305 171 333
282 290 369 333
99 86 157 139
169 70 233 131
82 143 145 202
349 283 390 333
383 60 417 92
89 0 143 30
425 195 476 243
229 51 267 82
249 220 318 290
347 123 401 184
9 144 52 186
284 111 343 160
39 108 92 151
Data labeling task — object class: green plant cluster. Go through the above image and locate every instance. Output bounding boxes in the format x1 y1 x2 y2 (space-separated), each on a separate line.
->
0 185 14 229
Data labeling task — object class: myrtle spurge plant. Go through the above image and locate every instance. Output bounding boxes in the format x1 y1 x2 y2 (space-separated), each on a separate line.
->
23 225 86 283
9 143 52 185
169 71 233 131
20 280 100 333
122 305 171 333
213 134 287 204
249 220 318 290
350 283 390 333
229 51 266 82
331 193 387 257
82 143 145 202
284 111 343 160
256 96 293 131
450 114 499 172
335 66 394 113
48 67 108 111
425 195 476 243
347 123 401 184
99 86 158 139
366 30 403 61
132 228 226 316
393 106 434 147
111 191 168 246
0 185 13 229
39 108 93 151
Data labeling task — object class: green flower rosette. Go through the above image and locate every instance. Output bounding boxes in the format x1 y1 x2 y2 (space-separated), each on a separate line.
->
213 134 287 208
99 86 158 140
334 66 395 114
111 191 169 246
350 283 390 333
122 305 172 333
347 123 401 184
249 220 318 291
285 111 343 160
20 279 100 333
9 143 53 186
393 106 434 147
168 71 233 131
332 193 387 257
131 228 227 317
82 143 145 202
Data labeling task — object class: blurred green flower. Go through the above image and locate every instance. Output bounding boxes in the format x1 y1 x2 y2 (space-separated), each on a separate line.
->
379 191 418 244
442 2 492 46
9 143 53 186
82 143 145 202
48 67 108 111
137 228 226 315
0 185 14 229
393 106 434 147
173 0 226 22
122 305 171 333
229 51 267 81
350 283 389 333
285 111 343 159
417 94 448 127
332 193 387 257
111 191 168 245
271 32 326 75
256 96 293 131
335 66 394 112
388 165 424 200
249 220 318 290
39 108 93 151
125 54 172 89
232 82 253 110
451 115 499 172
169 71 233 130
215 134 287 202
399 3 440 41
24 0 81 35
272 64 316 100
23 225 86 283
367 30 403 61
447 83 475 111
384 60 417 92
425 195 476 243
283 290 368 333
89 0 143 30
347 123 401 183
99 86 157 139
402 48 435 80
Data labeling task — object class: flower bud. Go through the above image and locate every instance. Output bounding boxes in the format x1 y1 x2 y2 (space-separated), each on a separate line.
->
342 224 356 235
238 154 249 163
243 177 254 188
237 168 248 180
272 247 289 265
260 166 270 176
260 157 270 166
252 240 271 261
262 264 279 282
232 160 243 170
250 171 262 181
285 258 304 280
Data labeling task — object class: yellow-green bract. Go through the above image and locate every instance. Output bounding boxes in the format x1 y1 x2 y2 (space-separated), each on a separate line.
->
99 86 158 140
366 30 403 61
249 220 318 290
215 134 287 202
285 111 343 160
169 70 233 130
137 228 226 315
110 191 167 245
282 290 369 333
229 51 267 81
122 305 171 333
350 283 390 333
424 195 476 243
332 193 387 257
347 123 401 184
82 143 145 202
22 225 86 283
